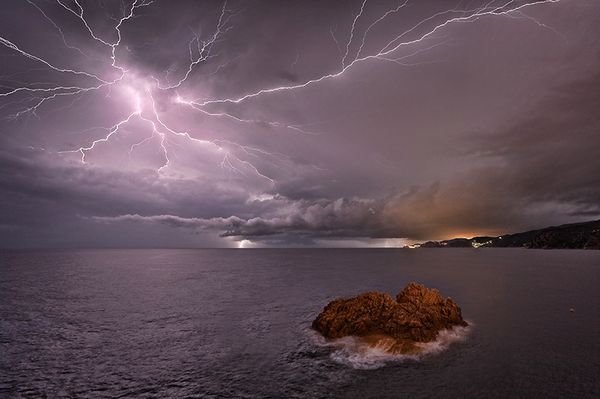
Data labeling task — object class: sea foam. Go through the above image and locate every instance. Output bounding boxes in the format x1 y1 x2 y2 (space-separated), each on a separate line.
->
312 323 472 370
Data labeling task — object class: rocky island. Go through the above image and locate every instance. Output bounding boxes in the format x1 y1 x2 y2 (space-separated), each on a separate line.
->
312 283 468 354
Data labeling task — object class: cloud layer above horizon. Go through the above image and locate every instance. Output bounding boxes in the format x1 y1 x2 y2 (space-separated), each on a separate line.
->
1 0 599 248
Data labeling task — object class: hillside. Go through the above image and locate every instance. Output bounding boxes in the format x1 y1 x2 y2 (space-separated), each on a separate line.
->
414 220 600 249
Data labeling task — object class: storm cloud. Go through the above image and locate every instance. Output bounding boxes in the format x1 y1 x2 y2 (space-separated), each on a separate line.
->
1 0 599 247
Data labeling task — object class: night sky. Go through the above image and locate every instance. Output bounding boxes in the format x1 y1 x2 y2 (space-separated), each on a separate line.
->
1 0 599 248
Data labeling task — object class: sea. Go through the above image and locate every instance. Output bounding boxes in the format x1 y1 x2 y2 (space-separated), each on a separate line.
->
0 248 598 398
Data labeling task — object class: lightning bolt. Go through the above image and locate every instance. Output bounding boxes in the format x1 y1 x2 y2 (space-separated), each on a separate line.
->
2 0 279 182
194 0 561 107
69 111 140 164
341 0 369 69
153 1 232 90
174 96 319 136
55 0 154 72
26 0 89 58
0 36 108 83
0 0 562 185
147 89 275 182
0 0 152 118
355 0 410 60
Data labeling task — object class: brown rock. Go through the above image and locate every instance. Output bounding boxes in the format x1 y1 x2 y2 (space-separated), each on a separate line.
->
312 282 468 353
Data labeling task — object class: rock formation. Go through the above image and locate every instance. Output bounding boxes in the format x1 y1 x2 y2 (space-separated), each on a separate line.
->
312 282 467 354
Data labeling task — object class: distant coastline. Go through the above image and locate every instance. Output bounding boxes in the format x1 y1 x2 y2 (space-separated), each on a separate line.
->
406 220 600 250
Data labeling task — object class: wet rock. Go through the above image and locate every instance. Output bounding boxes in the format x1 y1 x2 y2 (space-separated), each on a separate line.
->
312 282 468 353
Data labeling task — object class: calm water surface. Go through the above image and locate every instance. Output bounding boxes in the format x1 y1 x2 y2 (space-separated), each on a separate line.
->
0 249 599 398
